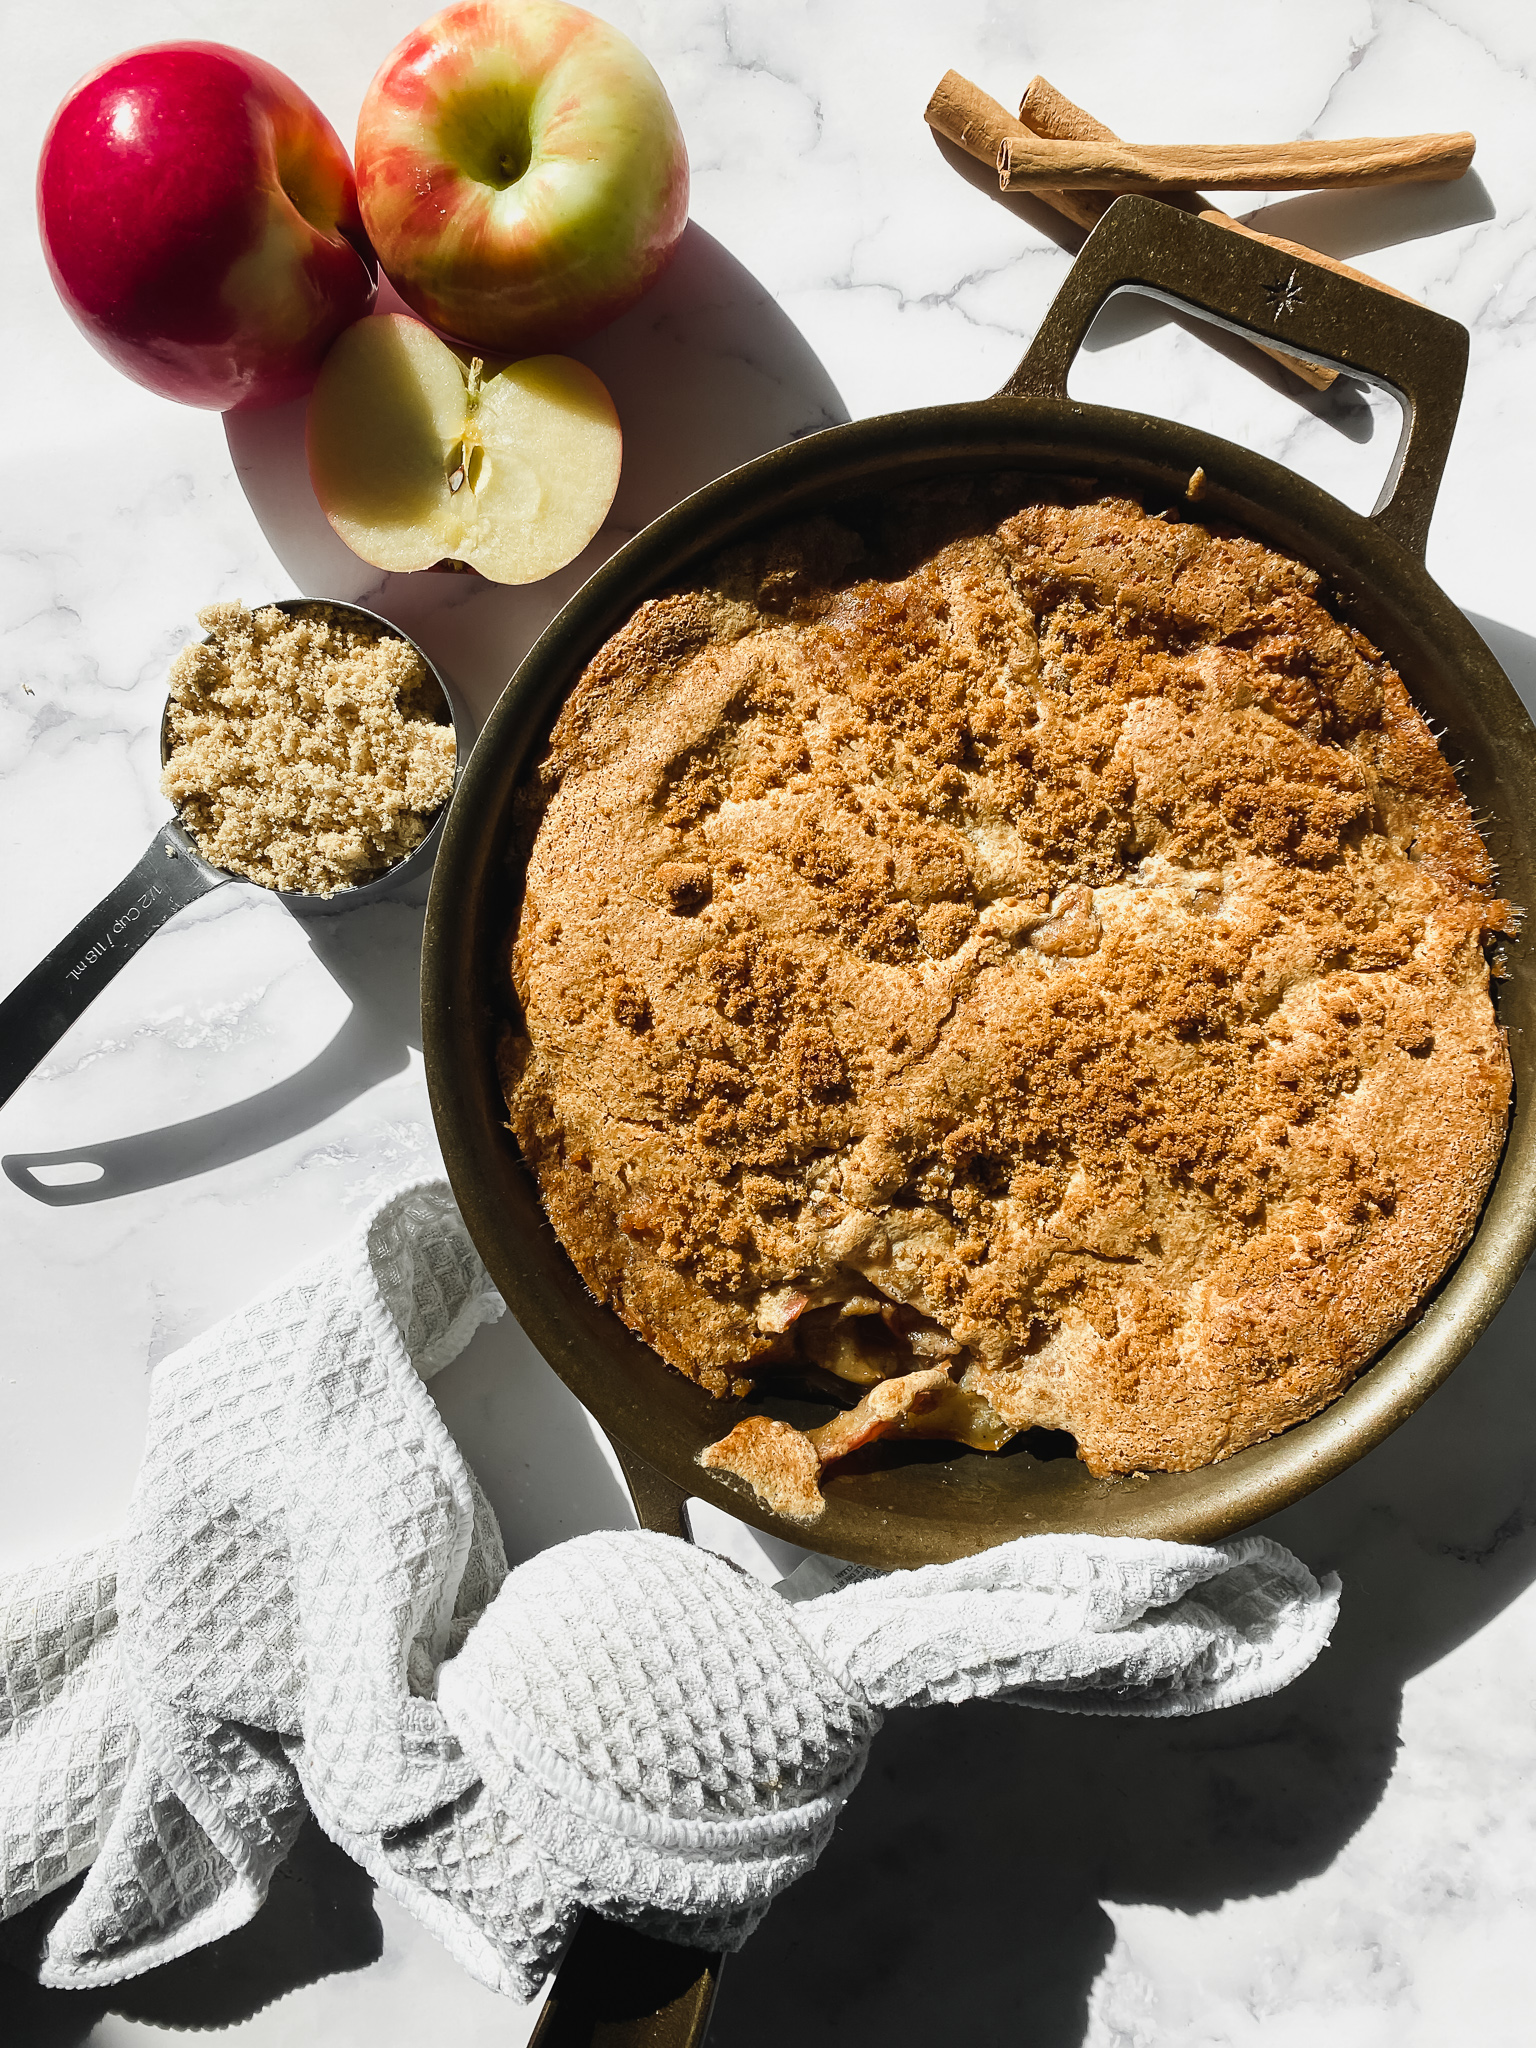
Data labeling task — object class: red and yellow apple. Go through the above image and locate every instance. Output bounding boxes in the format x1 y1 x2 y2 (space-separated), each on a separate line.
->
37 43 376 411
355 0 689 355
307 313 622 583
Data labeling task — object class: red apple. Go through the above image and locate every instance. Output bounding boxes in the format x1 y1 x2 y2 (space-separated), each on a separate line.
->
37 43 376 411
355 0 688 356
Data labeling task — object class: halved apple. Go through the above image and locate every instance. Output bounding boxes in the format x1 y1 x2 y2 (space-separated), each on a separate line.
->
306 312 621 583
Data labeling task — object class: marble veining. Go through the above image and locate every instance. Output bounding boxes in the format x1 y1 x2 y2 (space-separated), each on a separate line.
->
2 2 1534 2043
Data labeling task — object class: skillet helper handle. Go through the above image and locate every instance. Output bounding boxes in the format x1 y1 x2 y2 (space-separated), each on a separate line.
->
1001 193 1468 560
0 829 228 1112
531 1440 723 2048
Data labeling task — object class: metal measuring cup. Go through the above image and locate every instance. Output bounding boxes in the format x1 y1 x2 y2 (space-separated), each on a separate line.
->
0 598 461 1112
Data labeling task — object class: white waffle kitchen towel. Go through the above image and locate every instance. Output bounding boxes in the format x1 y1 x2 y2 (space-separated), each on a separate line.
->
0 1179 1340 2000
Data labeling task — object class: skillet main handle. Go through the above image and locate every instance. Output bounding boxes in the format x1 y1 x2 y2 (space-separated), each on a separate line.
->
531 1440 723 2048
1001 193 1468 560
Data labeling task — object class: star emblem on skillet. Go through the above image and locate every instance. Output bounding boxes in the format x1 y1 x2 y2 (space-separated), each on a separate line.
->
1264 268 1305 319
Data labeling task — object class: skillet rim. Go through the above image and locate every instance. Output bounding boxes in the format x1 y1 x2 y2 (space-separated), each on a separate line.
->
422 391 1536 1567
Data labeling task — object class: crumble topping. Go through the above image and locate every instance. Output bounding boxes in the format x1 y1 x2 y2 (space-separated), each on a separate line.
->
502 481 1514 1518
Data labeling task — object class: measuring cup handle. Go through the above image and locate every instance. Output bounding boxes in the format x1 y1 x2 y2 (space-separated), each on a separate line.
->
1000 194 1469 559
0 829 229 1112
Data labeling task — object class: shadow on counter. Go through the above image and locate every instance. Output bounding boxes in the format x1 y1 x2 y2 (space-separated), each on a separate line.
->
3 891 426 1205
0 221 844 2040
0 1310 632 2046
707 624 1536 2045
713 602 1536 2044
0 1824 381 2047
221 221 850 734
2 224 847 1216
714 1248 1536 2046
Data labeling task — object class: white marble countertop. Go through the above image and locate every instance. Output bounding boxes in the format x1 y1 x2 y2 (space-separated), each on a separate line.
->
4 1 1535 2042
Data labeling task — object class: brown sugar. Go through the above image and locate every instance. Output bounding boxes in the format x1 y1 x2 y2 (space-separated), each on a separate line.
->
161 602 456 896
502 481 1516 1516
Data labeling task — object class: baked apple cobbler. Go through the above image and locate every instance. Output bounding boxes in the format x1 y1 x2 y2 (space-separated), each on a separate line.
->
499 479 1514 1520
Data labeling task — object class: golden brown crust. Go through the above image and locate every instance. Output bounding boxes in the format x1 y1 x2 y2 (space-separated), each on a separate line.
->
503 483 1513 1491
698 1416 825 1522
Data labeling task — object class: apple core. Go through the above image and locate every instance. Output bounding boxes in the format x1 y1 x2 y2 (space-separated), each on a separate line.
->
306 312 622 585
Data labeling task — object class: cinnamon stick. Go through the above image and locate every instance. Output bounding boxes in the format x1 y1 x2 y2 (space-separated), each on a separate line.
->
1019 78 1426 370
924 70 1434 393
1018 78 1338 390
925 70 1334 389
926 72 1126 244
995 129 1473 193
925 71 1021 171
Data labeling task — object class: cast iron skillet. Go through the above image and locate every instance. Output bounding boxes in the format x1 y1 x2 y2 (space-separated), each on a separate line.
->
426 197 1536 1563
423 198 1536 2043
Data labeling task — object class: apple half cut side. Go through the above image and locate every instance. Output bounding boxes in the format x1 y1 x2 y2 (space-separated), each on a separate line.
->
306 312 621 583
